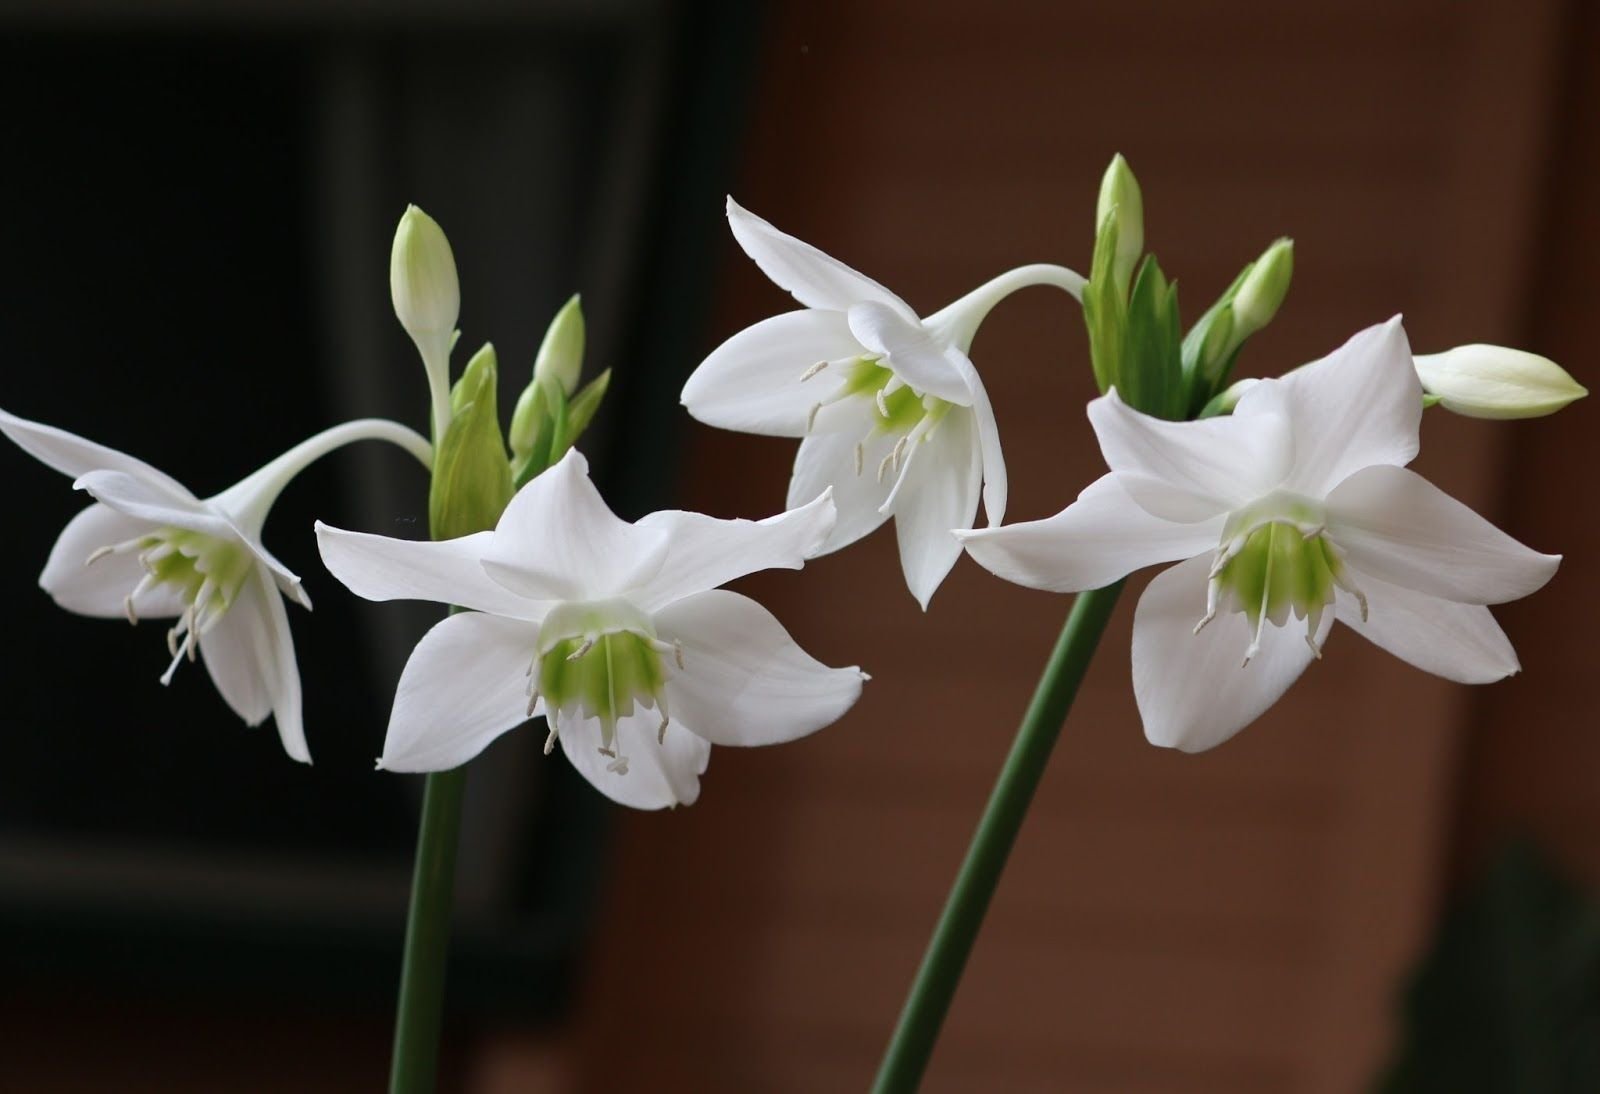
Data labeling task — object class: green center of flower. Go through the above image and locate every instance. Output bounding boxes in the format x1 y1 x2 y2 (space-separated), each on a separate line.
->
800 356 955 484
86 525 255 681
526 598 681 775
1199 503 1366 664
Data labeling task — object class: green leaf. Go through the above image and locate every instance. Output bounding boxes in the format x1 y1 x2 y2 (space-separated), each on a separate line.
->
429 356 513 540
559 368 611 450
1120 256 1184 418
1082 213 1126 394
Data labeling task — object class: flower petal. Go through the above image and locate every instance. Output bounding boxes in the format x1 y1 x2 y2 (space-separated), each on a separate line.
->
72 469 235 540
200 565 308 762
845 301 974 405
0 406 193 498
40 503 186 619
786 400 897 554
1335 571 1518 683
480 449 668 602
958 473 1223 593
889 409 982 609
315 524 538 619
1088 391 1291 522
628 491 836 611
726 197 909 314
1132 553 1326 752
559 708 710 810
1325 464 1559 605
379 611 542 772
1234 317 1422 494
681 310 866 437
965 364 1008 526
654 589 864 749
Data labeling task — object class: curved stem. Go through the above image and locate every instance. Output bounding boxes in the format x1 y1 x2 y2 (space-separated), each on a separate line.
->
925 263 1087 353
871 581 1124 1094
213 418 433 533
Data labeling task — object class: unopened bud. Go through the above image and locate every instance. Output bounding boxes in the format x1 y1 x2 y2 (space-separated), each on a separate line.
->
534 294 585 398
390 205 461 438
1414 345 1587 419
1229 238 1292 342
1095 154 1144 292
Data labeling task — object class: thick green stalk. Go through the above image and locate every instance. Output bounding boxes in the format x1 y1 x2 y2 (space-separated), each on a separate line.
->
871 581 1125 1094
389 764 469 1093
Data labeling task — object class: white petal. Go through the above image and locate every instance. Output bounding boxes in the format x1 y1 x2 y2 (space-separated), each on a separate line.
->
1235 317 1422 494
1087 391 1291 522
1335 571 1518 683
0 406 193 497
726 196 909 314
200 565 308 763
559 708 711 810
681 310 865 437
380 612 542 772
1325 464 1559 604
315 524 538 619
655 589 864 747
481 449 668 601
845 301 974 405
39 503 185 619
628 491 836 611
786 400 897 554
1132 553 1325 752
890 410 982 609
958 473 1223 593
198 570 278 729
965 363 1008 526
72 469 235 540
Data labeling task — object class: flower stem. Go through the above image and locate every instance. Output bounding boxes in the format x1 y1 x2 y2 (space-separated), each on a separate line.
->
871 581 1125 1094
389 764 468 1093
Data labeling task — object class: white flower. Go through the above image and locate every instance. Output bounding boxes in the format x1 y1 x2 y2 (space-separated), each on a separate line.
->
0 408 431 763
315 449 866 809
1413 344 1586 419
958 319 1561 752
681 197 1084 609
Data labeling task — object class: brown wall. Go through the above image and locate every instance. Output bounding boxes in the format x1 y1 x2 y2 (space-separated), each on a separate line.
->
556 2 1591 1091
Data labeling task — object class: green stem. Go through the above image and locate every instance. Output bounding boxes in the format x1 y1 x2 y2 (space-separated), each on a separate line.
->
871 581 1125 1094
388 765 468 1093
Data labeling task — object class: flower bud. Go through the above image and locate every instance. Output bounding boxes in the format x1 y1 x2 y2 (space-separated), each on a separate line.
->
429 348 512 540
1414 345 1587 419
1095 154 1144 293
1198 377 1260 418
390 205 459 353
452 342 497 416
534 294 585 398
1229 238 1293 342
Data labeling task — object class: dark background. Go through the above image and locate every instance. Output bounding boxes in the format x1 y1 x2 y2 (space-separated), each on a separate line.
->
1 1 1597 1091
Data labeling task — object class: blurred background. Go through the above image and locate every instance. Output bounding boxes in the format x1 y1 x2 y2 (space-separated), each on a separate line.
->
0 0 1596 1090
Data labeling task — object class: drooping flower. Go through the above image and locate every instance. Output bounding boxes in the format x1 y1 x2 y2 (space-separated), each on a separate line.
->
681 198 1084 609
316 449 866 808
958 318 1561 752
0 408 432 762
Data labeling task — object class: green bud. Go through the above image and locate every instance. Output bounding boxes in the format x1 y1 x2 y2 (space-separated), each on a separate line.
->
1096 154 1144 294
534 294 585 397
562 368 611 449
1414 345 1587 419
508 377 548 464
391 205 461 440
1198 377 1260 418
451 342 498 415
1119 256 1184 418
1229 238 1293 343
429 350 512 540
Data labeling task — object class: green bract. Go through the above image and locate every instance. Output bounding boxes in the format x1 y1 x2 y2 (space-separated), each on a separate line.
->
429 347 512 540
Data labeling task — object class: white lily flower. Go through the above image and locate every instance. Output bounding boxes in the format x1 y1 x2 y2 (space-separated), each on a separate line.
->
0 408 431 763
959 318 1561 752
681 197 1084 609
315 449 866 809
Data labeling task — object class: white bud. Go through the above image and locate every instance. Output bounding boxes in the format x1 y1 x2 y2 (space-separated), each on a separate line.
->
390 205 460 438
1229 238 1293 342
534 294 585 397
1414 345 1587 419
1096 154 1144 292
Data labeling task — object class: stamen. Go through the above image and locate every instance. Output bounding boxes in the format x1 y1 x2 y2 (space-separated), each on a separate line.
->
124 595 138 626
543 722 557 755
85 545 116 567
890 434 909 473
876 448 896 483
806 403 822 432
674 640 685 671
85 535 147 567
799 360 829 382
567 637 595 661
875 387 890 418
854 442 864 476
